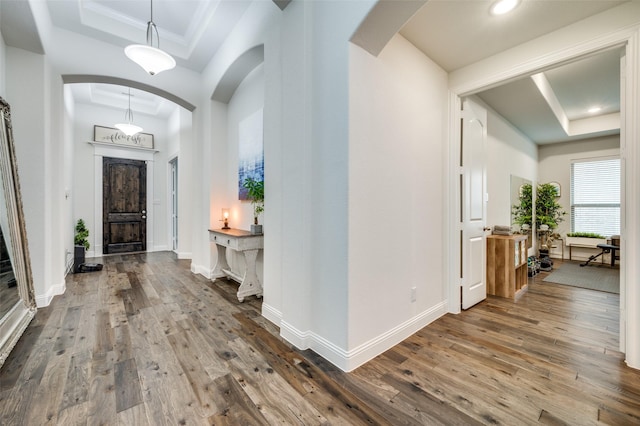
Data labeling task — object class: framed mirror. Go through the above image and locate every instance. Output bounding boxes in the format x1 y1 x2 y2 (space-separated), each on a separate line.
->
0 97 36 368
511 175 533 250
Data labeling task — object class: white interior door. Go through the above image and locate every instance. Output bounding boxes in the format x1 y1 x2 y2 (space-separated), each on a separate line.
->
461 98 488 309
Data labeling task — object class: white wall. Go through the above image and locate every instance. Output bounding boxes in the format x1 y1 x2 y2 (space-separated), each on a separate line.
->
538 135 620 259
63 85 75 272
484 102 538 229
6 47 50 305
72 102 173 256
482 99 538 256
225 65 264 232
0 32 5 95
276 0 376 369
215 63 265 281
348 34 449 366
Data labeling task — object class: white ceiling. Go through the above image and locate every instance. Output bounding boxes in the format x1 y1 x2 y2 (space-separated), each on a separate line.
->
400 0 626 144
0 1 628 140
47 0 252 72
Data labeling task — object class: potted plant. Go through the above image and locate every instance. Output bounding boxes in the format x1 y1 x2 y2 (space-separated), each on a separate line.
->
536 183 566 230
74 219 90 273
242 177 264 234
566 232 607 247
536 183 566 252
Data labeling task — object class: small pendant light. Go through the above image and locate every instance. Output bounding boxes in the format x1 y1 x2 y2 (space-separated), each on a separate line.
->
115 88 143 136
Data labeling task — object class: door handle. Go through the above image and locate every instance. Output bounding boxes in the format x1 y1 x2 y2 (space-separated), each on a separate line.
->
483 227 492 231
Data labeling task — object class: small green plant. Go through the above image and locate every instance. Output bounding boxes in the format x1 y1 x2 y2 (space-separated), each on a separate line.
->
567 232 606 239
74 219 90 250
242 177 264 225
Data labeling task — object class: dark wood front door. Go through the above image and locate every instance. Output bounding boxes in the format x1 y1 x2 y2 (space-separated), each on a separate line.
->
103 157 147 254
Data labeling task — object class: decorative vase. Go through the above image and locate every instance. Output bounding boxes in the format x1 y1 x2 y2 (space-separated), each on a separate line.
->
539 224 549 231
251 224 263 235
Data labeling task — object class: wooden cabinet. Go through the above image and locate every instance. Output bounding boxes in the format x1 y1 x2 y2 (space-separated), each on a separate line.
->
486 235 528 299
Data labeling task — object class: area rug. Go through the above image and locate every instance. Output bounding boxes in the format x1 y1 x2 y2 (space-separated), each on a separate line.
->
543 262 619 294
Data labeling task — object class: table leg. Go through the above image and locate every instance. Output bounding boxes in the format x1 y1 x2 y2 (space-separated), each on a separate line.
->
211 243 230 279
237 249 262 302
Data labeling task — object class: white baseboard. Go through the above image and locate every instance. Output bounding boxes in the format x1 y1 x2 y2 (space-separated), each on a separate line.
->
281 301 448 372
35 280 66 308
175 251 192 260
191 263 212 279
261 303 282 327
151 245 169 252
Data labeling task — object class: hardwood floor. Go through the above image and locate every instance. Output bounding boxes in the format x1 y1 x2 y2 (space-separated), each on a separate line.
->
1 253 639 425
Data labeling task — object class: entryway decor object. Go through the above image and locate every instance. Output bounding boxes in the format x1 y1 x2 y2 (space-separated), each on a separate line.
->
74 219 89 273
242 177 264 234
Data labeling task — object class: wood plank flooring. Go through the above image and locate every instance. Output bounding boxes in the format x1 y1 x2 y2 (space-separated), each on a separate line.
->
1 253 639 425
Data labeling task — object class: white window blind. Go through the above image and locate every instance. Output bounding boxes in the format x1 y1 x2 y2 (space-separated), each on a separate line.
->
570 158 620 237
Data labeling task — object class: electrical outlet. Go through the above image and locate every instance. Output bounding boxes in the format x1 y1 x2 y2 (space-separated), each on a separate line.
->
411 287 417 302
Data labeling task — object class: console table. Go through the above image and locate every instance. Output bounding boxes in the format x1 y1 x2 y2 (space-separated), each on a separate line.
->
209 228 264 302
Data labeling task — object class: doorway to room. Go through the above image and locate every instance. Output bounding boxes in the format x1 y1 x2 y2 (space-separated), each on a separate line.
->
449 46 628 353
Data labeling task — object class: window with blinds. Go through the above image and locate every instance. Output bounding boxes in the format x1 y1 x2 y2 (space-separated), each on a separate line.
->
570 157 620 237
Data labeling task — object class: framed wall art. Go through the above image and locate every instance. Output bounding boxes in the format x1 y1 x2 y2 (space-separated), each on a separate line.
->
238 109 264 200
93 125 154 149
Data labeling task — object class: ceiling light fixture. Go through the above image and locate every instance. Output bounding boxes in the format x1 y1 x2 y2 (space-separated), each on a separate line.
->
490 0 520 16
588 106 602 114
124 0 176 76
115 88 143 136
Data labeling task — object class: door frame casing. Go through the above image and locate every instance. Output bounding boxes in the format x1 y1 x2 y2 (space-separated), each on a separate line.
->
92 143 155 256
168 154 179 253
446 27 640 368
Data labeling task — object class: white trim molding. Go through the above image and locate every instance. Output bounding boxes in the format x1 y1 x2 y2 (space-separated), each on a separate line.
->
191 262 211 279
622 28 640 369
261 303 282 327
35 280 66 307
281 301 447 372
175 251 192 260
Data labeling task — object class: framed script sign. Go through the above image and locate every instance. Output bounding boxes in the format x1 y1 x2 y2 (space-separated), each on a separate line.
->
93 125 154 149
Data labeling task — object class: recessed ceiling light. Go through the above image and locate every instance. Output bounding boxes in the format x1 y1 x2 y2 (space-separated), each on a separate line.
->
490 0 521 16
588 106 602 114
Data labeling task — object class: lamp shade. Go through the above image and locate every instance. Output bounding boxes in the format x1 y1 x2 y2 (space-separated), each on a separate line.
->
115 122 143 137
125 44 176 76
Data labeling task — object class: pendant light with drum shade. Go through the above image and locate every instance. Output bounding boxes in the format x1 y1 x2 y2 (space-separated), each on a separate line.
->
124 0 175 76
115 88 143 137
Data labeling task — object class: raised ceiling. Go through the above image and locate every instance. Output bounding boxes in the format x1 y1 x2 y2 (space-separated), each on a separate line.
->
400 0 626 144
46 0 252 72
